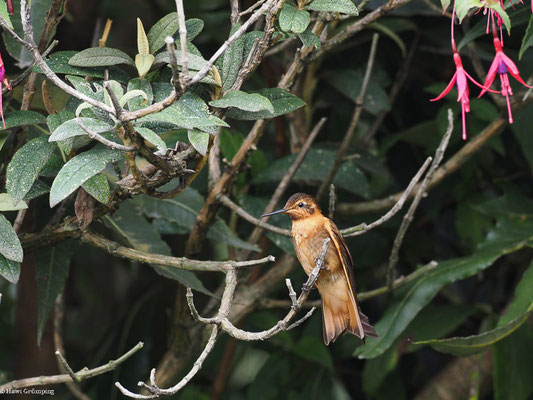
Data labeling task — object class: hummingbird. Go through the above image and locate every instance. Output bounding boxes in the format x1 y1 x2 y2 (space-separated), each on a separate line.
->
262 193 377 345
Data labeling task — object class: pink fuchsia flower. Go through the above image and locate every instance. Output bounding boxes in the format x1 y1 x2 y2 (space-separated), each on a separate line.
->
478 37 533 124
0 50 11 129
431 52 492 140
7 0 13 14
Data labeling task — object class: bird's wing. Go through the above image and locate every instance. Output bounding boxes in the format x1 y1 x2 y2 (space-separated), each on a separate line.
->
324 219 365 337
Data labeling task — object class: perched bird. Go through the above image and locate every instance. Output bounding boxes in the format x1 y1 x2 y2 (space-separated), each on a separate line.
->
262 193 377 345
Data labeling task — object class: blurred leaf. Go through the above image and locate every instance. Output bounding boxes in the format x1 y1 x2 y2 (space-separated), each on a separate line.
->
127 79 153 111
0 253 20 284
512 103 533 172
0 194 27 211
497 260 533 327
219 129 268 179
220 23 244 91
49 148 122 207
108 201 212 295
226 88 305 120
35 242 72 345
2 0 53 68
279 4 310 34
69 47 135 67
2 111 46 130
520 15 533 59
355 218 533 359
253 148 370 198
473 191 533 219
6 136 56 204
327 69 390 115
368 22 406 57
0 214 22 263
493 324 533 400
406 304 475 352
49 117 113 142
362 344 398 395
306 0 358 15
414 312 531 356
0 2 13 29
209 90 274 113
24 180 50 201
188 129 210 155
292 337 333 370
455 201 493 250
81 174 110 204
136 189 259 251
247 354 290 400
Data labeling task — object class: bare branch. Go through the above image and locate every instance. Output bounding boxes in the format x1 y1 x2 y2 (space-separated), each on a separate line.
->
239 0 266 17
76 120 136 151
165 36 181 93
340 156 433 237
387 109 453 289
0 342 144 391
81 231 275 272
316 33 379 202
174 0 189 85
230 0 240 25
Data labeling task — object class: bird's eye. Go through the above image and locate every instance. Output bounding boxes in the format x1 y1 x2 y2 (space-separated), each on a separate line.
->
298 202 305 208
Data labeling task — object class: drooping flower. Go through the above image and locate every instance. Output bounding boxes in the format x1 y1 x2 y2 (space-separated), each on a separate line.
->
478 37 533 124
7 0 14 15
0 50 11 129
431 51 492 140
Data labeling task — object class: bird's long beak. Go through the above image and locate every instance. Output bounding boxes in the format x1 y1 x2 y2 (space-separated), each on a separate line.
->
261 209 288 217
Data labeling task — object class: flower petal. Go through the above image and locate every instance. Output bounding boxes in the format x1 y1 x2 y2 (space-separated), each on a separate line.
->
430 72 457 101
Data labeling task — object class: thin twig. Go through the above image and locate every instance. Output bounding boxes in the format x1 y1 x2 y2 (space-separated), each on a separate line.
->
239 0 267 16
0 342 144 391
76 120 136 151
260 260 439 309
230 0 240 25
387 109 453 290
81 231 275 272
316 33 379 202
340 156 433 237
174 0 189 86
165 36 181 93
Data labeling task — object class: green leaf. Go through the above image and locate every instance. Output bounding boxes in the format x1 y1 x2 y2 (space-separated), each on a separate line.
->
6 136 56 204
126 79 153 111
136 127 167 152
49 117 114 142
226 88 305 120
135 54 155 79
137 18 150 56
2 0 53 68
292 337 333 370
497 260 533 327
139 91 229 131
493 324 533 400
413 313 530 356
279 4 311 34
66 75 105 102
0 2 13 29
327 69 390 115
24 180 50 201
2 110 46 130
49 148 123 207
119 90 148 108
153 49 209 71
136 189 260 252
188 130 210 156
306 0 358 15
355 218 533 359
455 0 483 24
147 12 180 53
252 148 370 198
81 174 110 204
107 201 212 295
0 214 23 263
184 18 204 41
69 47 135 67
103 80 124 107
209 90 274 113
0 194 27 211
0 254 20 284
298 29 321 49
520 15 533 59
440 0 451 11
47 110 76 132
221 23 244 91
35 242 72 346
362 344 398 395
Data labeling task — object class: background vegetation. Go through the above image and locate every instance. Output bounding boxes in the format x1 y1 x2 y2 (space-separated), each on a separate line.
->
1 0 533 399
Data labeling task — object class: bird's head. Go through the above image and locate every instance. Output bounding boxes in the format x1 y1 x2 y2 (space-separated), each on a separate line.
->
261 193 321 221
